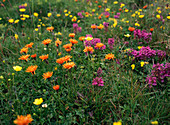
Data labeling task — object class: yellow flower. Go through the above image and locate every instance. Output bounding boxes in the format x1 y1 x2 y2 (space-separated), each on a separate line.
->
35 28 38 31
139 15 144 18
65 13 69 16
113 1 118 4
15 34 18 39
57 32 62 35
120 3 125 8
64 9 67 13
167 16 170 19
92 9 95 12
20 18 26 21
138 46 143 49
47 13 52 17
140 61 145 67
9 19 14 23
19 8 26 12
158 10 161 14
13 66 22 71
23 14 29 18
68 11 71 14
12 73 15 76
126 21 129 23
33 98 43 105
113 121 122 125
77 20 80 23
151 121 158 125
151 4 153 6
69 15 73 18
0 76 4 79
34 12 38 17
131 64 135 70
125 9 129 12
156 15 160 19
105 8 110 12
135 23 140 26
131 14 135 17
85 36 93 41
14 19 19 24
124 34 131 37
139 9 142 12
56 14 61 17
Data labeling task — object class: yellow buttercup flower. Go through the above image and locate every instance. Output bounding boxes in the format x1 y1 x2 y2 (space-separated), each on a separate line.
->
65 13 69 16
15 34 18 39
64 9 67 13
34 12 38 17
113 121 122 125
33 98 43 105
125 9 129 12
85 37 93 41
156 15 160 19
19 8 26 12
167 16 170 19
131 64 135 70
138 46 143 49
151 121 158 125
9 19 14 23
56 14 61 17
131 14 135 17
105 8 110 12
124 34 131 37
139 15 144 18
113 1 118 4
14 19 19 23
140 61 145 67
13 66 22 71
135 23 140 26
47 13 52 17
139 9 142 12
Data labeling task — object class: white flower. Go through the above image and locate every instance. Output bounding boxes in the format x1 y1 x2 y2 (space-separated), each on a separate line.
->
42 104 47 108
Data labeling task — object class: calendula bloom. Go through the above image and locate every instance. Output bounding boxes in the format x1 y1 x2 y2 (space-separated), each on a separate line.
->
63 62 75 69
25 42 34 48
150 28 154 32
20 47 28 54
83 46 94 54
33 98 43 105
95 43 104 49
13 66 22 71
131 64 135 70
34 12 38 17
26 65 38 75
139 15 144 18
19 55 30 61
69 39 78 44
47 13 52 17
53 85 60 90
105 53 115 60
128 27 135 32
42 72 53 80
42 39 52 45
15 34 19 39
79 36 85 41
91 24 97 29
56 57 65 64
69 33 75 38
64 55 72 62
46 26 54 32
140 61 145 67
151 121 158 125
9 19 14 23
31 54 37 58
97 24 104 29
156 15 160 19
63 43 72 52
55 38 62 47
39 54 48 61
113 121 122 125
13 114 33 125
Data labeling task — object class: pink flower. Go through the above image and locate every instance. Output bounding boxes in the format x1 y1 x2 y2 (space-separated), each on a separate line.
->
92 77 104 86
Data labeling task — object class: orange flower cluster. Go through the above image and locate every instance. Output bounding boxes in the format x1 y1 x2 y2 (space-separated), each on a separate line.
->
128 27 135 32
91 24 97 29
20 47 28 54
25 42 34 48
53 85 60 90
63 43 72 52
105 53 115 60
63 62 75 69
31 54 37 58
56 55 72 64
55 38 62 47
83 46 94 53
42 39 52 45
69 33 75 38
79 36 85 41
26 65 38 75
69 39 78 44
42 71 53 80
19 55 30 61
39 54 48 61
14 114 33 125
95 43 104 48
46 26 54 32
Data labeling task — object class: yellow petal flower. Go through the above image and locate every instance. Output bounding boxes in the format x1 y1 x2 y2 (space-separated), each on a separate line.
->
33 98 43 105
13 66 22 71
131 64 135 70
151 121 158 125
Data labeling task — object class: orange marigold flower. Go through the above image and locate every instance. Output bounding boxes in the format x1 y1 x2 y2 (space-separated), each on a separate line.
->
98 5 102 8
69 33 75 38
128 27 135 32
64 55 72 62
26 65 38 75
63 62 75 69
95 43 104 48
46 26 54 32
19 55 30 61
150 28 154 32
143 5 147 9
97 25 103 29
105 15 109 18
20 47 28 54
105 53 115 60
42 72 53 80
85 12 89 15
25 42 34 48
55 38 62 47
63 43 72 49
69 39 78 44
98 16 102 19
42 39 52 45
95 1 98 3
65 48 72 52
83 46 94 53
53 85 60 90
119 9 122 11
39 54 48 61
56 57 65 64
14 114 33 125
31 54 37 58
91 24 97 29
79 36 85 41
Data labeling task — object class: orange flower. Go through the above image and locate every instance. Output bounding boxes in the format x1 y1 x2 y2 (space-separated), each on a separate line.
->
42 39 52 45
91 24 97 29
69 33 75 38
65 48 72 52
98 16 102 19
14 114 33 125
97 25 103 29
119 9 122 11
63 43 72 49
79 36 85 41
30 54 36 59
20 47 28 54
105 53 115 60
64 55 72 62
56 57 65 64
55 38 62 47
98 5 102 8
19 55 30 61
150 28 154 32
39 54 48 61
95 1 98 3
63 62 75 69
105 15 109 18
143 5 147 9
46 26 54 32
42 72 53 80
69 39 78 44
85 12 89 15
26 65 38 75
128 27 135 32
83 46 94 53
53 85 60 90
25 42 34 48
95 43 104 48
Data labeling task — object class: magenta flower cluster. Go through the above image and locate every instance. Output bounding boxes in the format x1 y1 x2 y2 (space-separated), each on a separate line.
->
92 68 104 86
73 23 82 33
108 38 114 49
134 29 152 43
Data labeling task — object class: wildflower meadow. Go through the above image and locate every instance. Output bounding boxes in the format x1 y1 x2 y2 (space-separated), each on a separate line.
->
0 0 169 124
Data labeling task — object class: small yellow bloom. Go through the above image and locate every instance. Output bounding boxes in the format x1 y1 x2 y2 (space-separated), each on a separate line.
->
113 1 118 4
13 66 22 71
139 15 144 18
156 15 160 19
151 121 158 125
57 32 62 35
120 3 125 8
158 10 161 14
47 13 52 17
124 34 131 37
151 4 153 6
33 98 43 105
14 19 19 23
19 8 26 12
64 9 67 13
140 61 145 67
131 14 135 17
85 36 93 41
92 9 95 12
138 46 143 49
77 20 80 23
167 16 170 19
12 73 15 76
8 19 14 23
135 23 140 27
65 13 69 16
56 14 61 17
113 121 122 125
20 18 26 21
35 28 38 31
54 67 58 70
139 9 142 12
125 9 129 12
131 64 135 70
34 12 38 17
0 76 4 79
69 15 73 18
15 34 18 39
105 8 110 12
126 21 129 23
8 79 11 81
